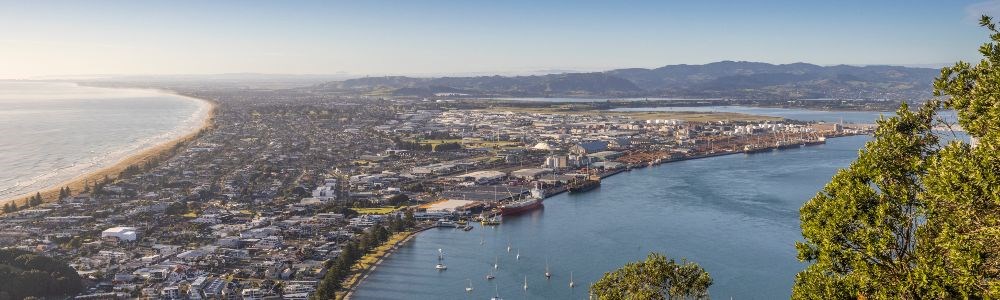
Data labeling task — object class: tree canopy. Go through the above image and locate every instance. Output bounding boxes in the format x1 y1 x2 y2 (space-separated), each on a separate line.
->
591 252 712 300
0 249 82 300
794 15 1000 299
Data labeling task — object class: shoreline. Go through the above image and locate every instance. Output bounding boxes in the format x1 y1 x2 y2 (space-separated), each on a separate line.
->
0 90 217 208
342 225 436 299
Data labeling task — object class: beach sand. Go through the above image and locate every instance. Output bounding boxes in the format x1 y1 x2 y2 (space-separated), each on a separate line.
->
0 93 216 209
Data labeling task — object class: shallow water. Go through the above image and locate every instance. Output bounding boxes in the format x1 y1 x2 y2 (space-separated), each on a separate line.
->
0 81 209 200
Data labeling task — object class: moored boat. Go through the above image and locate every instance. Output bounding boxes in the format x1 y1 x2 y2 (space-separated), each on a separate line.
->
568 175 601 193
499 188 545 215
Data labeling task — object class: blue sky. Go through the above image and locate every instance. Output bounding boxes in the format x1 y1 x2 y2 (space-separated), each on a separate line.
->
0 0 997 78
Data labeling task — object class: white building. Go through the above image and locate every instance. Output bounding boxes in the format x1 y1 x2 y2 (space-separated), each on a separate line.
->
311 179 337 201
101 226 138 242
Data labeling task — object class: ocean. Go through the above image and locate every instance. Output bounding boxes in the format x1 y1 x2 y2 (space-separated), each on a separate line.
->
0 81 210 202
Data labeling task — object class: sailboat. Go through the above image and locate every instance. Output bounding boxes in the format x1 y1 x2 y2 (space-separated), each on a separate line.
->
465 279 474 292
435 249 447 270
486 255 497 280
544 258 551 278
569 271 575 288
516 249 520 260
491 283 503 300
523 275 528 290
506 239 512 253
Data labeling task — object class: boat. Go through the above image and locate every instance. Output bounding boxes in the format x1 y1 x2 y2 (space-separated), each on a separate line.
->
743 144 771 154
491 284 502 300
499 188 545 215
568 175 600 193
775 140 800 150
570 271 575 288
465 279 474 292
462 225 473 231
435 249 447 270
436 219 457 227
544 258 551 279
481 214 502 225
456 219 468 226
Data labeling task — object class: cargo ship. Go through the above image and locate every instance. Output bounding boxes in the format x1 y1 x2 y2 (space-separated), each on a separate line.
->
743 144 772 154
568 175 601 193
499 188 545 215
775 140 801 150
803 136 827 147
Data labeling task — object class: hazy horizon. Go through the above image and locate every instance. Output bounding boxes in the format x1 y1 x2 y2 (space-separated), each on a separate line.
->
2 0 999 79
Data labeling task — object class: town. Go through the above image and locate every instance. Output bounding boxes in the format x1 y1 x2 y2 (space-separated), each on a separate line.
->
0 87 873 300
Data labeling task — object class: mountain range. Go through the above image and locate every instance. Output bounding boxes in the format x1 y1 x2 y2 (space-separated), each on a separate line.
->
310 61 941 100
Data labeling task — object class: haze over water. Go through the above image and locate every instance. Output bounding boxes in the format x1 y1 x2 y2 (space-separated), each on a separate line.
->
0 81 210 201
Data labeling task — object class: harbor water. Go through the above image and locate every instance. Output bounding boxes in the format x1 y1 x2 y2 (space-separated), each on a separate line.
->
352 135 872 299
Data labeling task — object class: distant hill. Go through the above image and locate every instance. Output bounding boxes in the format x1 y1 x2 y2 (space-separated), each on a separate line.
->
310 61 940 100
313 73 641 97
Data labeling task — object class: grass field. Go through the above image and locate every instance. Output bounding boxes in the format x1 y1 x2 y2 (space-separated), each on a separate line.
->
353 206 398 215
403 138 464 146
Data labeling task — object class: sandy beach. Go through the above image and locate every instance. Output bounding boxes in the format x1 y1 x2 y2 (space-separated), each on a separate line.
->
0 92 216 208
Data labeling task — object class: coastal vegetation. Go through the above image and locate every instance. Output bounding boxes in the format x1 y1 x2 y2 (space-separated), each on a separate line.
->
312 210 416 300
794 16 1000 299
0 249 82 299
591 252 712 300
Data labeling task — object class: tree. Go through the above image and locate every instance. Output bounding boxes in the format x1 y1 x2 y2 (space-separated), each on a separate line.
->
591 252 712 300
794 16 1000 299
403 209 415 228
915 15 1000 298
28 193 42 206
311 266 342 300
0 249 82 299
386 194 408 206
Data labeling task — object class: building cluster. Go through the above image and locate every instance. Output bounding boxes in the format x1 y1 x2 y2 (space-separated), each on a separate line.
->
0 87 868 299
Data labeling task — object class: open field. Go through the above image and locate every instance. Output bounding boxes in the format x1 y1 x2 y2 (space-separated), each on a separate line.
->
478 106 783 122
412 139 464 145
353 206 398 215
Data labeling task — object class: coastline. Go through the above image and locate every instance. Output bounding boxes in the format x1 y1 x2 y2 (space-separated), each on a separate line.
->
342 226 435 299
0 91 217 208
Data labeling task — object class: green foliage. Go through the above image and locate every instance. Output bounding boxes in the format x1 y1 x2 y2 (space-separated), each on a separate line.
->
591 252 712 300
312 221 413 300
386 194 409 206
28 192 43 207
0 249 82 299
794 15 1000 299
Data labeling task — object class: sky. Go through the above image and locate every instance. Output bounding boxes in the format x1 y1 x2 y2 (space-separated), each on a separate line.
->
1 0 999 78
